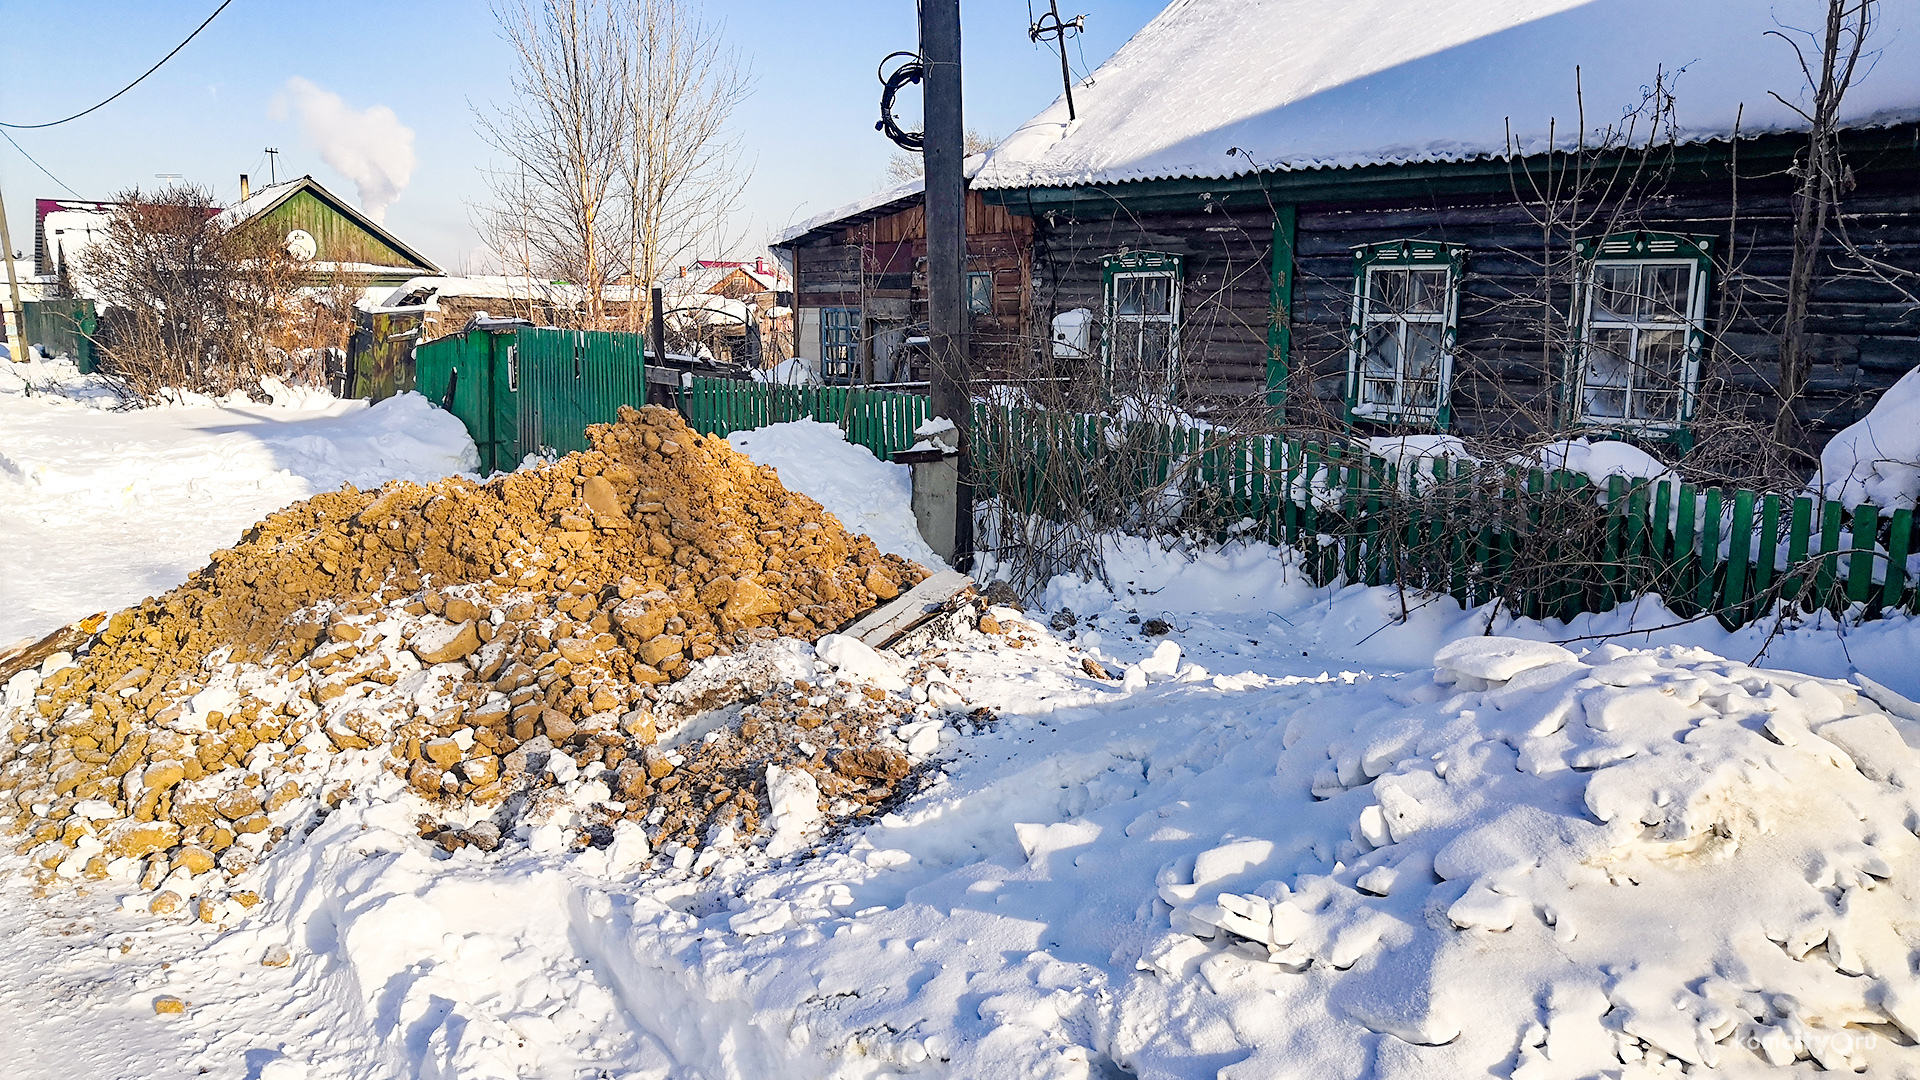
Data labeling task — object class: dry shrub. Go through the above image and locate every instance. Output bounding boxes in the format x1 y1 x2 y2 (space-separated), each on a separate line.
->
81 184 351 402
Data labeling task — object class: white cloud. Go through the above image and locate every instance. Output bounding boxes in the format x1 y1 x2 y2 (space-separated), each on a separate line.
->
270 77 416 223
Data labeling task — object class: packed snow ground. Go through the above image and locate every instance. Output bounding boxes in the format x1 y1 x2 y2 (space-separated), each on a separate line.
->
6 411 1920 1079
0 361 480 648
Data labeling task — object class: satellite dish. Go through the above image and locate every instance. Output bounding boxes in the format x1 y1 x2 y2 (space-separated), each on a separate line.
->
285 229 317 262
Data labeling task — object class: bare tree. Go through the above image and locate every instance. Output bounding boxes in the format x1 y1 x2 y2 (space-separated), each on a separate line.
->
81 184 348 402
1768 0 1875 449
884 128 997 186
617 0 751 329
479 0 628 327
477 0 751 331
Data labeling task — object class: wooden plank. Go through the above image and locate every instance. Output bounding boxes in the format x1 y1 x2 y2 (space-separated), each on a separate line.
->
1673 484 1697 617
1625 480 1649 601
1784 496 1814 610
1849 504 1879 610
1604 475 1626 605
841 571 977 649
1725 490 1754 624
1696 488 1723 617
1886 508 1913 614
1817 499 1844 608
1755 494 1781 606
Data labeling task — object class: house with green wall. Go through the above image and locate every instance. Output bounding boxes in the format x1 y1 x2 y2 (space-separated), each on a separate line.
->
971 0 1920 463
218 174 439 289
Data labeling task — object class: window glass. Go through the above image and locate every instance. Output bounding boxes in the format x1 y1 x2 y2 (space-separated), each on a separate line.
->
1577 254 1700 429
1592 264 1640 321
1352 251 1455 422
1106 266 1179 392
820 307 859 383
1115 274 1170 317
967 272 993 315
1643 266 1688 321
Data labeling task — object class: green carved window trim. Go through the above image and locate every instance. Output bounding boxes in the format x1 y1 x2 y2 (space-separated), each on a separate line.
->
1567 231 1714 445
1100 250 1184 395
1345 240 1466 430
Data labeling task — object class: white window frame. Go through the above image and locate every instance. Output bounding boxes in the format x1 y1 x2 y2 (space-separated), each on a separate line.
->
1345 241 1464 428
1570 233 1713 436
1100 250 1184 395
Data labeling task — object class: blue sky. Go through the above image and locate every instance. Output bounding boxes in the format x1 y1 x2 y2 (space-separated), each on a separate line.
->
1 0 1165 273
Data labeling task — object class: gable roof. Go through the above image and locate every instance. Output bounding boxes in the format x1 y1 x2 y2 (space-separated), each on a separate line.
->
775 154 988 246
975 0 1920 191
217 175 439 273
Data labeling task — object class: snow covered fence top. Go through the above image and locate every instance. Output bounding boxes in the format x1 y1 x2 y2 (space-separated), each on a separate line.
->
1818 365 1920 511
975 0 1920 191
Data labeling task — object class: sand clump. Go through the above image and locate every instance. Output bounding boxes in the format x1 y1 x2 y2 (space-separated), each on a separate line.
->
0 405 928 897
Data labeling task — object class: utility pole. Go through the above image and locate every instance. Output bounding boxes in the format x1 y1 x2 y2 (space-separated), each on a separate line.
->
921 0 972 568
1029 1 1086 121
264 147 279 186
0 179 25 367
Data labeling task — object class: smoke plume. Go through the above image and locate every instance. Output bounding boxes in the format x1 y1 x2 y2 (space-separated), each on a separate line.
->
270 77 416 223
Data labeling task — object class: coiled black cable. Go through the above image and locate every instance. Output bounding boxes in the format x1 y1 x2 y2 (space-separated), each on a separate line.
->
875 51 926 153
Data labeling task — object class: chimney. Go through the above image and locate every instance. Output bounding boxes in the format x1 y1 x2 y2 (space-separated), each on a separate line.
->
239 174 251 201
755 256 764 274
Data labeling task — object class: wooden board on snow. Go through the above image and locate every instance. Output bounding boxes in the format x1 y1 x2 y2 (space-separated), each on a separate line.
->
842 571 974 649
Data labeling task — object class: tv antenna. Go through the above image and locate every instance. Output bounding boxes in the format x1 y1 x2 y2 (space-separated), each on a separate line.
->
1029 1 1086 121
264 147 279 185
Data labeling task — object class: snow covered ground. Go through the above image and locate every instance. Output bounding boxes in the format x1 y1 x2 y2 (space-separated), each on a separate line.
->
0 362 480 648
5 409 1920 1079
728 420 949 572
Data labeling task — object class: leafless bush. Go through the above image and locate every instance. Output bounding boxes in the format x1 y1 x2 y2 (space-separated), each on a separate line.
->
82 184 350 403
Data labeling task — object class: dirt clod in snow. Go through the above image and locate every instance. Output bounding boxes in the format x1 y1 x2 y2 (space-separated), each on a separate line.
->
1 405 927 895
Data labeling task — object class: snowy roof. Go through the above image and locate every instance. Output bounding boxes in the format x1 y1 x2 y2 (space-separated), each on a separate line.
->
374 275 582 310
215 175 439 273
775 154 987 246
974 0 1920 191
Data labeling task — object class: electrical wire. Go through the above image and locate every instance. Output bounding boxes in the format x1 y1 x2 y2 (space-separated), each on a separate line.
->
1 0 239 129
0 129 82 197
876 51 926 152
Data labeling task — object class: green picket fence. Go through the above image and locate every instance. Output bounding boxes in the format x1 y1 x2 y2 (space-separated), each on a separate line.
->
680 378 934 461
677 376 1920 630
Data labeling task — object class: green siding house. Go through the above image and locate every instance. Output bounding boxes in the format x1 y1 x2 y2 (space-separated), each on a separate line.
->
221 174 439 289
972 0 1920 462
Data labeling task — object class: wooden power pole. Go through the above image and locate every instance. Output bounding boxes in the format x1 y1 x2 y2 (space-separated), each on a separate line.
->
922 0 972 568
0 179 25 366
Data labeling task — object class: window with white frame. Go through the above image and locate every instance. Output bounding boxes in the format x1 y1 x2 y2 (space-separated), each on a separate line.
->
966 271 993 315
1101 250 1183 393
1572 233 1712 432
1347 241 1463 427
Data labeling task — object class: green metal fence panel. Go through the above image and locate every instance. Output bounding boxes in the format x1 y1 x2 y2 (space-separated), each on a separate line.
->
414 328 521 475
21 298 98 371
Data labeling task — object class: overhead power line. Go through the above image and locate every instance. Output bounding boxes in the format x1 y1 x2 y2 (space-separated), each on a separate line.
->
0 130 82 197
1 0 239 130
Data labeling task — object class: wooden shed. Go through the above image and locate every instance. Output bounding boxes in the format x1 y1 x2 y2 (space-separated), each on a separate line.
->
773 160 1032 385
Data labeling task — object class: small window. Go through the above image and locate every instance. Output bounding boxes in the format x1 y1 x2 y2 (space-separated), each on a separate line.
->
1571 233 1712 434
506 343 519 392
820 307 859 384
1101 251 1183 394
1346 240 1463 428
967 271 993 315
